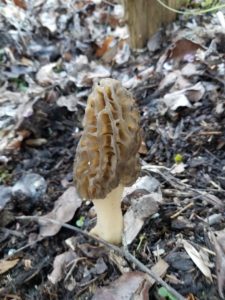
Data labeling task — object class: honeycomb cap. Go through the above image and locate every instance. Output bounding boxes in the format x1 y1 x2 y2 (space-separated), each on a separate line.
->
74 78 141 199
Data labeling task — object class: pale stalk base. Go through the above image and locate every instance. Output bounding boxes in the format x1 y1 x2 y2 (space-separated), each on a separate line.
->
90 184 124 245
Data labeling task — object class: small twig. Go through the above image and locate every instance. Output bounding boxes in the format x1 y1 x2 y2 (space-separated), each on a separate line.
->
2 240 41 261
64 257 87 282
170 202 194 219
142 164 171 171
191 190 224 208
204 148 221 163
156 0 225 15
123 250 186 300
217 11 225 31
163 189 194 198
16 215 120 253
16 215 186 300
143 165 188 191
197 131 222 136
0 227 24 238
102 0 114 6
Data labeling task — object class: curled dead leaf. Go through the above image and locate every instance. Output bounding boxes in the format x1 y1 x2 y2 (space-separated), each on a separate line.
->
39 187 82 237
168 39 203 61
183 239 212 281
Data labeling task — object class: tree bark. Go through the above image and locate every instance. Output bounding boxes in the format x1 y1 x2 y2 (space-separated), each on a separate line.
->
123 0 185 49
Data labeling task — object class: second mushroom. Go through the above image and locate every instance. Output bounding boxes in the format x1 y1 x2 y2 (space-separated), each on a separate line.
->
74 78 141 245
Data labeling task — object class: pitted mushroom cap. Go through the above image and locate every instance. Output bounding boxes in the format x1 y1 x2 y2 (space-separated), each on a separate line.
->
74 78 141 200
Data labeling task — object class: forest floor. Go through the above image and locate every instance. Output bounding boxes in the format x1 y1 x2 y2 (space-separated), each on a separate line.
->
0 1 225 299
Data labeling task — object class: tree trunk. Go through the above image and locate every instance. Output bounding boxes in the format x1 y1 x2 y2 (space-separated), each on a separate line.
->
123 0 185 49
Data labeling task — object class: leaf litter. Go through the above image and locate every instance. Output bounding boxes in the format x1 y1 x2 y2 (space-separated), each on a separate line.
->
0 0 225 299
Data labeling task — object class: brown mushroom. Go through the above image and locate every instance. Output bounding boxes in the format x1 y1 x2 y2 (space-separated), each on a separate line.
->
74 78 141 244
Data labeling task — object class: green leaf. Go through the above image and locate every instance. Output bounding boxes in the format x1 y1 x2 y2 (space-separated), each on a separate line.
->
76 216 85 228
158 287 178 300
18 81 28 92
10 77 28 92
174 153 183 164
0 168 11 184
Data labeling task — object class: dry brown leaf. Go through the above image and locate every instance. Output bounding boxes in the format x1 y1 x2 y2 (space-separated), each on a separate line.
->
114 41 130 65
0 258 20 275
181 63 200 77
123 175 160 198
92 271 151 300
25 138 47 147
39 187 82 237
36 63 60 86
109 251 130 274
0 85 43 152
138 140 148 155
158 71 180 92
1 2 26 25
183 239 212 281
96 36 114 57
92 260 168 299
209 230 225 298
48 250 77 284
39 10 57 33
185 82 205 102
203 193 223 208
168 38 203 61
13 0 27 9
7 130 31 150
187 293 197 300
171 162 186 174
147 30 162 52
57 95 78 112
124 210 144 245
163 93 192 111
124 194 159 244
162 82 205 111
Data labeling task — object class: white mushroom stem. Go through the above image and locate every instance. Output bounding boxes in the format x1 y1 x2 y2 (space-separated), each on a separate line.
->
90 184 124 245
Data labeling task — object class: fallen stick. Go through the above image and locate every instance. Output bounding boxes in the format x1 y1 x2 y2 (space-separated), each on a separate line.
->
15 215 186 300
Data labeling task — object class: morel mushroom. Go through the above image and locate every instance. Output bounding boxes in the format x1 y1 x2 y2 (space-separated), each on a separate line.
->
74 78 141 244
